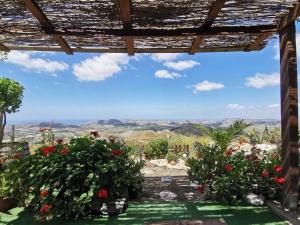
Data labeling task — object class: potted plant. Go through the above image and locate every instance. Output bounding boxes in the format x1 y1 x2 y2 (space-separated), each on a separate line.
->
0 174 16 212
166 151 178 165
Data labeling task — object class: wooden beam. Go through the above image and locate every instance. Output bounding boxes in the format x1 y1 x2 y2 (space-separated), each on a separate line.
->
189 37 204 55
118 0 131 28
278 1 300 32
123 37 134 55
189 0 226 54
0 43 10 52
6 45 253 53
117 0 134 55
23 0 73 55
279 21 299 211
245 33 273 51
44 24 277 37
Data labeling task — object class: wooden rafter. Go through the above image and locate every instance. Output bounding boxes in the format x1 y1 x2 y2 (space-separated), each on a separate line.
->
23 0 73 55
0 43 9 51
189 37 204 55
6 45 256 54
189 0 227 54
245 33 273 51
44 25 277 37
278 1 300 32
117 0 134 55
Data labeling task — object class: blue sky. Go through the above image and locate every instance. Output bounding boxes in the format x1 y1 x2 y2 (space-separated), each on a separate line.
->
1 25 299 122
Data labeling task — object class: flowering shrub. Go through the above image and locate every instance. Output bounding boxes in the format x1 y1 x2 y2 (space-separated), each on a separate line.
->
144 139 169 159
3 137 143 220
187 143 282 204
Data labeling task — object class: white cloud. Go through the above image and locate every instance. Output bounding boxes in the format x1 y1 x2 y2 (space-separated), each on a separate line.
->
268 104 280 108
6 51 68 74
273 33 300 60
154 70 181 79
245 72 279 88
73 53 130 81
150 53 182 62
226 104 245 110
163 60 200 71
193 80 224 92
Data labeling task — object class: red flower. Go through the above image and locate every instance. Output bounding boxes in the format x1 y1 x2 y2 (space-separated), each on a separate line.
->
41 146 56 156
60 148 69 155
98 188 108 199
112 150 123 156
197 184 205 194
274 165 283 173
90 131 99 138
56 139 64 144
261 170 269 177
225 149 233 157
39 204 52 213
14 152 22 159
275 177 285 184
39 190 49 198
225 164 233 172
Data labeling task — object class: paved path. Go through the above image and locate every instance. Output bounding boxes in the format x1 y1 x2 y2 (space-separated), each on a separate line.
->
142 176 205 202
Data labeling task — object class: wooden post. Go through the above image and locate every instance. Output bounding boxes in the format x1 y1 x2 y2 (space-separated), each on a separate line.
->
279 20 299 210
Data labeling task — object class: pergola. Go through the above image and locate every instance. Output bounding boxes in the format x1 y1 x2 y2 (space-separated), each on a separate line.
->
0 0 299 210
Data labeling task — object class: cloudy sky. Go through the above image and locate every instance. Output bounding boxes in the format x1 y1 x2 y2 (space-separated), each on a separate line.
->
1 25 300 122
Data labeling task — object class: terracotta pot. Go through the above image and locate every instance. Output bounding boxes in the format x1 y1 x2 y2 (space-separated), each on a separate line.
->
169 160 177 165
0 197 16 212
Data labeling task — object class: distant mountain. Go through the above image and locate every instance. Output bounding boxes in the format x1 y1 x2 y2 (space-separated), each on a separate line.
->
170 123 206 136
97 119 122 126
33 122 80 129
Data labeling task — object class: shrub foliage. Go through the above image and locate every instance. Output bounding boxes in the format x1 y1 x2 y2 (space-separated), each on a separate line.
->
187 143 283 203
144 139 168 159
3 137 143 220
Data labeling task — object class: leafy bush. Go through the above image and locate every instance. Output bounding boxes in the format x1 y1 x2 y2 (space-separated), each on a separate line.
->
3 137 143 221
166 151 178 163
202 120 251 151
187 143 283 204
144 139 168 159
247 127 281 145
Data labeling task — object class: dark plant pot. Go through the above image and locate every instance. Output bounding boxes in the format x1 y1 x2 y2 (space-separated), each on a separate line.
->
0 197 17 212
99 198 128 216
128 186 141 200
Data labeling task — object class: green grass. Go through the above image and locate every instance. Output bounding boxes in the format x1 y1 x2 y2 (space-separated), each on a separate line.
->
0 202 287 225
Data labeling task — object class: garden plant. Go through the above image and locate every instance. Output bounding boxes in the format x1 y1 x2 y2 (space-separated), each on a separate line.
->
144 139 168 159
188 121 284 204
3 136 144 221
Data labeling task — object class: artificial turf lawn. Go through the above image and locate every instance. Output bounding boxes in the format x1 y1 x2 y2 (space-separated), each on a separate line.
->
0 202 287 225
